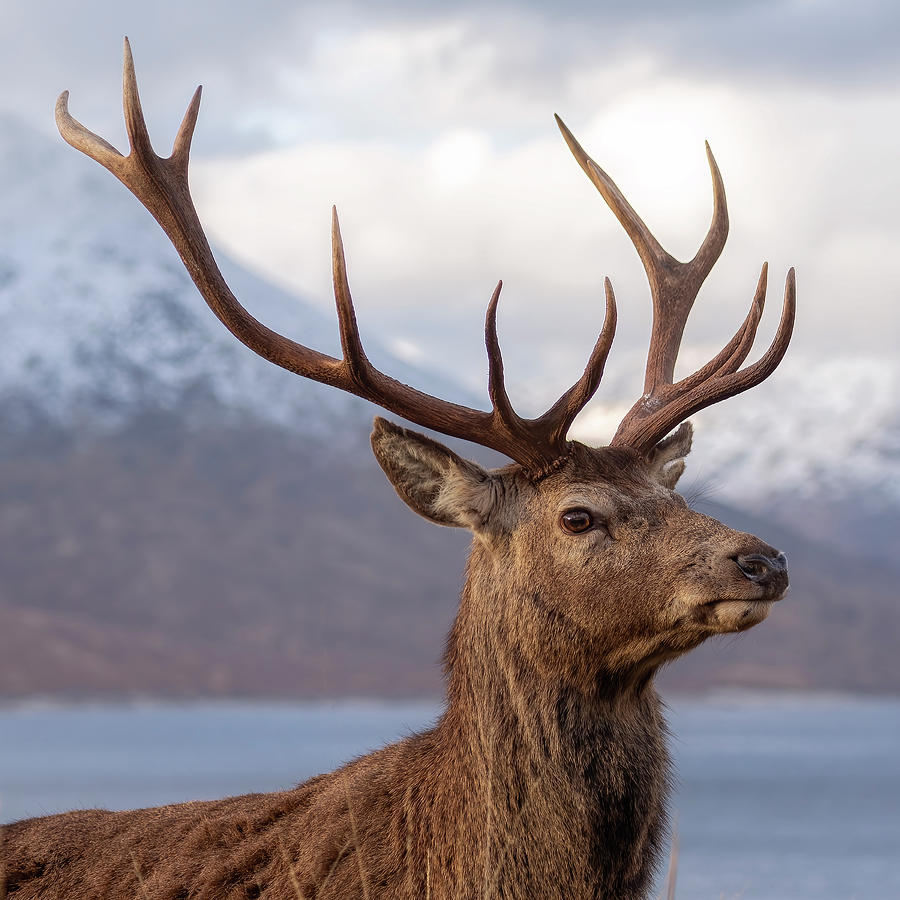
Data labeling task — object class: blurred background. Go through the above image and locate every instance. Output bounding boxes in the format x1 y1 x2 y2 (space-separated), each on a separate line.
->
0 1 898 896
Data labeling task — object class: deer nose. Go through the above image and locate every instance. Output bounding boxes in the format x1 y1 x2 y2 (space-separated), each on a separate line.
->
734 552 788 588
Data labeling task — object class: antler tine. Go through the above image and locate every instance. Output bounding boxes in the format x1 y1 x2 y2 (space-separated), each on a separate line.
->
55 92 125 173
121 38 156 161
713 267 795 398
691 143 729 281
537 278 617 445
705 261 768 377
171 86 202 176
484 280 519 427
331 207 373 385
612 268 795 452
672 262 768 396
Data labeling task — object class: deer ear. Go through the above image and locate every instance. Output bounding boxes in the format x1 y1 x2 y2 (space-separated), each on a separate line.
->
646 421 693 489
370 417 498 530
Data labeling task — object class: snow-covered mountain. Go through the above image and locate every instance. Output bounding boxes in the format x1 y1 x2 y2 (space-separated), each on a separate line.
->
690 356 898 508
0 114 466 445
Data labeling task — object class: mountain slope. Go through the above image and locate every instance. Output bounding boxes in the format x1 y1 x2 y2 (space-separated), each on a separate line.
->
0 113 469 441
0 422 896 699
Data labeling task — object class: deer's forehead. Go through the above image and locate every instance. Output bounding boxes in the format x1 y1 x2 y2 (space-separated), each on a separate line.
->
539 476 669 511
541 446 664 501
509 459 670 515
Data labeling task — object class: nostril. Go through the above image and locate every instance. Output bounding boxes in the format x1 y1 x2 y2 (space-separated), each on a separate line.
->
734 553 781 583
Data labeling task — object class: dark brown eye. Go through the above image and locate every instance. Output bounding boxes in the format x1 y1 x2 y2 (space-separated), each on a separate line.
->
560 509 594 534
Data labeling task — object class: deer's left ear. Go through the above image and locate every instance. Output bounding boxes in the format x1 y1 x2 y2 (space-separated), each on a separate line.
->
646 422 693 489
370 417 499 530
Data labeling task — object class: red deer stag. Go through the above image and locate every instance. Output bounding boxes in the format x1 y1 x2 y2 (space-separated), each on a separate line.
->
4 40 794 900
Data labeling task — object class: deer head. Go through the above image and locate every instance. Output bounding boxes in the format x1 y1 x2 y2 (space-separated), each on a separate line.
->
56 39 794 692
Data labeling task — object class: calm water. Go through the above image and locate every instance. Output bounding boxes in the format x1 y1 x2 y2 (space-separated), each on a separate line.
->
1 696 898 899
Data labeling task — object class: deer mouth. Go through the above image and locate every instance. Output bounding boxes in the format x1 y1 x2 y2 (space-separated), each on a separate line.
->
699 595 781 632
702 590 785 607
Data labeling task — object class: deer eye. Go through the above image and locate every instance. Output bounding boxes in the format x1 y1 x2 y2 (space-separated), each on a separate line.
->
559 509 595 534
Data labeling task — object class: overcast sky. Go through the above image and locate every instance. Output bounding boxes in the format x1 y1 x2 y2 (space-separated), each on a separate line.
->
3 0 899 412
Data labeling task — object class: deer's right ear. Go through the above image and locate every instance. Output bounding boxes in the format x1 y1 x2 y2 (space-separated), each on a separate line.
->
646 422 693 489
371 418 498 530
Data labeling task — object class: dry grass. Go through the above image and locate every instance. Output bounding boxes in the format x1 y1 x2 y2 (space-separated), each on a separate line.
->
344 776 372 900
278 838 309 900
130 851 151 900
659 827 679 900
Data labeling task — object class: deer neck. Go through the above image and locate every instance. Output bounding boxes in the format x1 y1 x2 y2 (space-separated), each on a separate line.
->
432 545 671 896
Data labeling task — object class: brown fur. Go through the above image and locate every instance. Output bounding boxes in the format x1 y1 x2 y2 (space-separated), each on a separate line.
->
3 420 788 899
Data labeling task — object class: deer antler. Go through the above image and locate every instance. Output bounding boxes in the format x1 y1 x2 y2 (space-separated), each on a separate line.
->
55 39 616 475
556 117 795 454
57 40 793 473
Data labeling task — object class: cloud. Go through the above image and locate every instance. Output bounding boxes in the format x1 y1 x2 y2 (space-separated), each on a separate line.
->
4 1 898 148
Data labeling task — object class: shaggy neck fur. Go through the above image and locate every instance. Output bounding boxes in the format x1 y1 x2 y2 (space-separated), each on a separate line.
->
424 546 672 899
